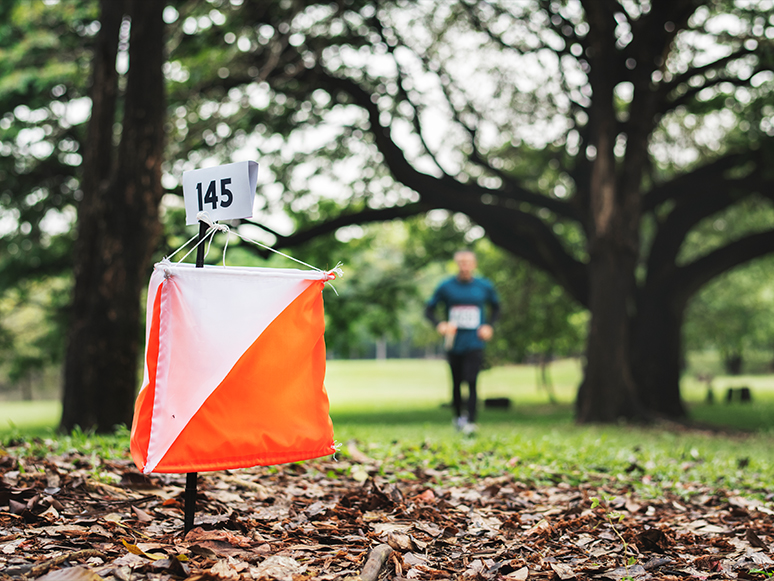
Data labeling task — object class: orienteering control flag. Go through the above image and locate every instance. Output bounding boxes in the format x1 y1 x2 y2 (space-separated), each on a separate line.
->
130 259 336 474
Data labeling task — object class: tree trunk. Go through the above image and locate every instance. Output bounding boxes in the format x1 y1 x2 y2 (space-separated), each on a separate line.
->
724 352 743 375
630 294 688 418
571 3 649 423
21 374 33 401
576 244 644 422
60 0 165 433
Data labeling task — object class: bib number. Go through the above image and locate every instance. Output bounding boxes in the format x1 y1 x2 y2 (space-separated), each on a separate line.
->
449 306 480 330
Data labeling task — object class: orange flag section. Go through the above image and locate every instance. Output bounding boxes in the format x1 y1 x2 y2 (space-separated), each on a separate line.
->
130 261 336 474
151 281 332 473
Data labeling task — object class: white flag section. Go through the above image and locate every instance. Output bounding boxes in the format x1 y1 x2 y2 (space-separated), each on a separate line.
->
130 259 336 474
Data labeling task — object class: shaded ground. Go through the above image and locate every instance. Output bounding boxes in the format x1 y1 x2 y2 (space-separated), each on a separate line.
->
1 443 773 580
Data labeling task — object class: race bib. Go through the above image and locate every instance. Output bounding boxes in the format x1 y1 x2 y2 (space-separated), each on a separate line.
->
449 305 481 330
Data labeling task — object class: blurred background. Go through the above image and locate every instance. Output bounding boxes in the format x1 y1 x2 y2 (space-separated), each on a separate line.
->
1 0 773 430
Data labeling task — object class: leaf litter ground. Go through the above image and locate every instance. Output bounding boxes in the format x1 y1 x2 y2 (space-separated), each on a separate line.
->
1 440 774 581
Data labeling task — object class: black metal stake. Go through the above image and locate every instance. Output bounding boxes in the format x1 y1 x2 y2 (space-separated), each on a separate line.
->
184 220 208 534
184 471 197 533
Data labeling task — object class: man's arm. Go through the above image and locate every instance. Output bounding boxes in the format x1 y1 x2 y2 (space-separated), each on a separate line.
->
426 286 457 340
424 302 441 326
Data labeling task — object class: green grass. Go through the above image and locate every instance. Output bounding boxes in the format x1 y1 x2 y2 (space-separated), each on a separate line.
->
323 359 774 496
326 357 580 410
4 358 774 497
0 400 61 435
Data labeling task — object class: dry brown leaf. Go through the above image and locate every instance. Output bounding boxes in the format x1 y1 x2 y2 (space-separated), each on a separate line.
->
131 505 153 522
387 532 416 552
35 566 104 581
745 528 768 549
346 441 375 464
551 563 576 580
251 555 305 581
211 558 241 579
505 566 529 579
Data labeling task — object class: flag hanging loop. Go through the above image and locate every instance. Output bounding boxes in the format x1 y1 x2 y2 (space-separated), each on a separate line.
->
165 211 343 288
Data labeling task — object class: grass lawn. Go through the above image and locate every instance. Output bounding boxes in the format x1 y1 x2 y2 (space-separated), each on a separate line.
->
324 359 774 495
3 358 774 496
326 357 774 431
0 400 61 434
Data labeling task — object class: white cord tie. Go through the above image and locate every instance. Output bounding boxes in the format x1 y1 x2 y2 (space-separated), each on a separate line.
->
197 211 229 233
164 212 343 289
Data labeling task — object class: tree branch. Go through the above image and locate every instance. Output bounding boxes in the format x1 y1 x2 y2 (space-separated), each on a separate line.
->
674 229 774 304
642 149 765 211
383 30 451 179
274 66 590 301
644 146 774 290
244 202 430 251
657 47 753 109
466 204 589 305
664 75 758 114
313 69 580 220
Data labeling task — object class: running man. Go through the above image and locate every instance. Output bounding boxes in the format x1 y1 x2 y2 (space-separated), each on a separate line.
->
425 250 500 434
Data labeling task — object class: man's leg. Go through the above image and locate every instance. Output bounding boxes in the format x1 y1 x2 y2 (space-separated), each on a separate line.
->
462 350 484 423
447 352 464 420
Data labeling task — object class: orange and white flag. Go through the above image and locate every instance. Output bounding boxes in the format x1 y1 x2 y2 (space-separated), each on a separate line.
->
130 259 336 474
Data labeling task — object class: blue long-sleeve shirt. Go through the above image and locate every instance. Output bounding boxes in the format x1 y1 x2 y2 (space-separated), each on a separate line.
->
425 276 500 353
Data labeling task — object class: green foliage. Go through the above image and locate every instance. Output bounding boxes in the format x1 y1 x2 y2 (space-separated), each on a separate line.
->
0 0 94 265
0 0 98 394
0 276 70 396
475 239 587 364
684 251 774 375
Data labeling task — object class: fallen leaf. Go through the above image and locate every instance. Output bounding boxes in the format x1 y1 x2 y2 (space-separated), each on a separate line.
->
3 445 774 581
372 522 412 535
415 521 443 537
524 518 552 536
211 558 240 579
600 564 648 580
351 465 370 482
745 528 768 549
506 566 529 580
551 562 576 579
346 441 375 464
184 527 253 547
403 552 428 567
121 539 165 560
387 532 416 552
414 489 435 503
251 555 305 581
748 550 774 567
131 505 153 522
36 566 104 581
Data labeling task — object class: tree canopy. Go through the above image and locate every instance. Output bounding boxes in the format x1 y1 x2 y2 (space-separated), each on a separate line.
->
168 0 774 421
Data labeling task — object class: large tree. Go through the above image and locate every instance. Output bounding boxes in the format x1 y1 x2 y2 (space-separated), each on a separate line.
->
60 0 166 432
0 0 166 431
167 0 774 422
